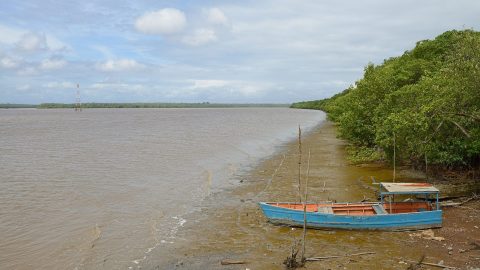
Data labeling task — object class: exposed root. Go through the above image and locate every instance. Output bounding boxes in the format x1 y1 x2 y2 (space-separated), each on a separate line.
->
407 254 425 270
283 239 304 269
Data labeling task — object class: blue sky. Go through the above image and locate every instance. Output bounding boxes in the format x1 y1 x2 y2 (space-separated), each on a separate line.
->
1 0 479 104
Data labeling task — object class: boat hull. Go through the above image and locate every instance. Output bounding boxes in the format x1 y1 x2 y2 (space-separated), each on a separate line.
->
259 202 442 231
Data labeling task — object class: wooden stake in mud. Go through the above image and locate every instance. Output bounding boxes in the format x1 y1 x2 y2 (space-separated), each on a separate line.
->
297 125 302 203
284 127 306 269
300 149 311 262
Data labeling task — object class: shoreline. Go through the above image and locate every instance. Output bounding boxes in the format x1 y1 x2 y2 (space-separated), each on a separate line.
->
143 121 480 269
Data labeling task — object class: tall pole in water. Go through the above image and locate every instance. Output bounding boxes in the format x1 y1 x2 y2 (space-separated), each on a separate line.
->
75 83 82 112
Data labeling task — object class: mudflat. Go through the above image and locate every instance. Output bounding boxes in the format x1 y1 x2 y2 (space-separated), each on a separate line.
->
145 121 480 270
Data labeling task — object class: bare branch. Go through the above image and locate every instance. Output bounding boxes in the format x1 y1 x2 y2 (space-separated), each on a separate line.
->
423 121 443 144
454 112 480 122
448 119 471 138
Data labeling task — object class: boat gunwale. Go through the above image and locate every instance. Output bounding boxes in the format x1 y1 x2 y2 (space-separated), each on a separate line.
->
259 202 441 217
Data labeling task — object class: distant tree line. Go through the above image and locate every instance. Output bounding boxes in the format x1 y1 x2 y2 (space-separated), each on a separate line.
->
292 30 480 172
36 102 290 109
0 104 37 108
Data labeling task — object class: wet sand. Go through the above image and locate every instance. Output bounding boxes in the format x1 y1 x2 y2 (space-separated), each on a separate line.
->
144 121 480 269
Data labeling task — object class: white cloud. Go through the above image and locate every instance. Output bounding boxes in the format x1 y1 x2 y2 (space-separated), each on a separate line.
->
16 32 48 52
90 82 146 94
206 8 228 25
229 81 270 96
0 24 24 44
188 79 269 97
44 35 68 51
43 81 76 89
191 79 228 89
96 59 145 72
0 24 67 52
17 67 37 76
40 58 67 70
182 28 217 46
0 56 20 69
16 84 31 91
135 8 186 35
91 45 115 59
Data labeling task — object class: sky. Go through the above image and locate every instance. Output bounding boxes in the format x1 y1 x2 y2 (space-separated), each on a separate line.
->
0 1 479 104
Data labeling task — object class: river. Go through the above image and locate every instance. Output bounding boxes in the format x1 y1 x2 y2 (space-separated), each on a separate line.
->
0 108 324 269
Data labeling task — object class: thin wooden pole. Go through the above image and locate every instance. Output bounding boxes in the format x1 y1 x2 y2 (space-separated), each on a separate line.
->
301 149 311 261
297 125 302 203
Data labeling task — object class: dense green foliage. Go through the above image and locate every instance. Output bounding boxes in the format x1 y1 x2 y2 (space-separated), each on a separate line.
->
38 102 289 109
292 30 480 169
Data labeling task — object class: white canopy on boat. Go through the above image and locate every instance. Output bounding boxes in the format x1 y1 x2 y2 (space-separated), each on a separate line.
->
380 182 439 194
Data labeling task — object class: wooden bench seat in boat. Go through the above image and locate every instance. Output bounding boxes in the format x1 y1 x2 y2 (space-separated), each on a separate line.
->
317 207 334 214
372 204 388 215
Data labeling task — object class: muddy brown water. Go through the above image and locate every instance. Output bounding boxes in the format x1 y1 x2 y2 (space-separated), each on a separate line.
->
0 108 324 270
143 122 450 270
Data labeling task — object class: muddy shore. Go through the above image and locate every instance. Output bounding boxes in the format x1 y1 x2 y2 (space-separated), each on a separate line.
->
144 121 480 270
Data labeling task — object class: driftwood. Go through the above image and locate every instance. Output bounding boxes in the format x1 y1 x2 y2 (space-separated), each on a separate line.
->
220 260 246 265
440 201 462 207
459 193 479 205
306 251 375 261
440 193 479 208
404 259 455 269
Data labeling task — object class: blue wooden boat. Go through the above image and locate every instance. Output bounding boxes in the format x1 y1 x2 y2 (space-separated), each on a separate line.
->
259 182 442 231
